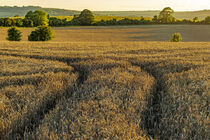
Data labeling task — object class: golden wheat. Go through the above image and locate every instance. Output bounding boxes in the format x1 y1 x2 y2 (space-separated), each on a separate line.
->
0 40 209 139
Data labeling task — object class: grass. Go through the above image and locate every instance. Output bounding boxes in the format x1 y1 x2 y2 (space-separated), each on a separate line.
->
0 40 209 139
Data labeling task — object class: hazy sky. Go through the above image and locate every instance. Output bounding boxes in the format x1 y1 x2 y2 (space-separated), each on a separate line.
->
0 0 210 11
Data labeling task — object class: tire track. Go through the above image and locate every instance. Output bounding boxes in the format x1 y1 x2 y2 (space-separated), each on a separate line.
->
130 61 198 139
0 53 90 139
0 52 199 139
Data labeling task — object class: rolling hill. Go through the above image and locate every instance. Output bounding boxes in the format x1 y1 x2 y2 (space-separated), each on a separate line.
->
95 10 210 20
0 6 80 17
0 6 210 20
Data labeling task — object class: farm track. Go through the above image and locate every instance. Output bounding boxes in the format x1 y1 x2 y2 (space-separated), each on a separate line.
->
0 53 92 139
0 52 203 139
130 61 195 138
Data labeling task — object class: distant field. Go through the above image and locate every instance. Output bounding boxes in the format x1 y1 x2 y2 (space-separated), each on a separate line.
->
1 25 210 42
0 41 209 139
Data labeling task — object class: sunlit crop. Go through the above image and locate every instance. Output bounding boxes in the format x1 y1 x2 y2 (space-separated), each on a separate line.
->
0 40 209 139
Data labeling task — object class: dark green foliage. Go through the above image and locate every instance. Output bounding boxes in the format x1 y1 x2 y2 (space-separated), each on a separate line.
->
25 11 34 19
70 15 81 25
3 18 13 27
7 26 22 41
78 9 94 25
152 15 158 23
0 18 3 26
118 18 139 25
15 19 23 27
23 19 34 27
170 33 182 42
95 18 152 26
193 17 199 22
28 26 54 41
25 10 49 26
49 17 69 26
0 18 27 27
28 30 39 41
204 16 210 23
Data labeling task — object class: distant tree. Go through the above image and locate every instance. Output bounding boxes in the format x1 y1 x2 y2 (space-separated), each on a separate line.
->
7 26 22 41
11 19 17 26
152 15 158 23
70 15 80 25
78 9 94 25
0 18 4 26
140 16 145 21
204 16 210 23
193 17 199 22
158 7 175 23
104 18 117 25
23 19 34 27
95 19 107 26
170 33 182 42
182 19 190 24
25 10 49 26
15 18 23 27
4 18 13 27
28 26 54 41
25 11 34 20
14 15 19 17
49 17 63 26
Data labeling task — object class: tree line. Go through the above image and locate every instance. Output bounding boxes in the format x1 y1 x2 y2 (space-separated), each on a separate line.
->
1 7 210 27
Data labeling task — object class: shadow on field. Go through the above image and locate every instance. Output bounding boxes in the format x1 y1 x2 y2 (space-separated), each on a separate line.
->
127 25 210 42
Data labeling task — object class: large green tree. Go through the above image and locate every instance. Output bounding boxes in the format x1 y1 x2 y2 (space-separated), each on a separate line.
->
78 9 94 25
25 10 49 26
158 7 175 23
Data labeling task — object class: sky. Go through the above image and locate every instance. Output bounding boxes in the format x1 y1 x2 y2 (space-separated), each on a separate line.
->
0 0 210 11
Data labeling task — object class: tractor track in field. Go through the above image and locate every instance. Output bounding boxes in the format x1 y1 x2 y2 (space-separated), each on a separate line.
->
130 60 197 139
0 52 195 139
0 53 90 139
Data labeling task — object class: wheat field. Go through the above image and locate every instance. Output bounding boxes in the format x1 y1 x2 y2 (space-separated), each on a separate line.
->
0 40 209 139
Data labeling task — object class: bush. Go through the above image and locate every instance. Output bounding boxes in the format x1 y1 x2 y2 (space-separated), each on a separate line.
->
6 26 22 41
170 32 182 42
28 26 54 41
